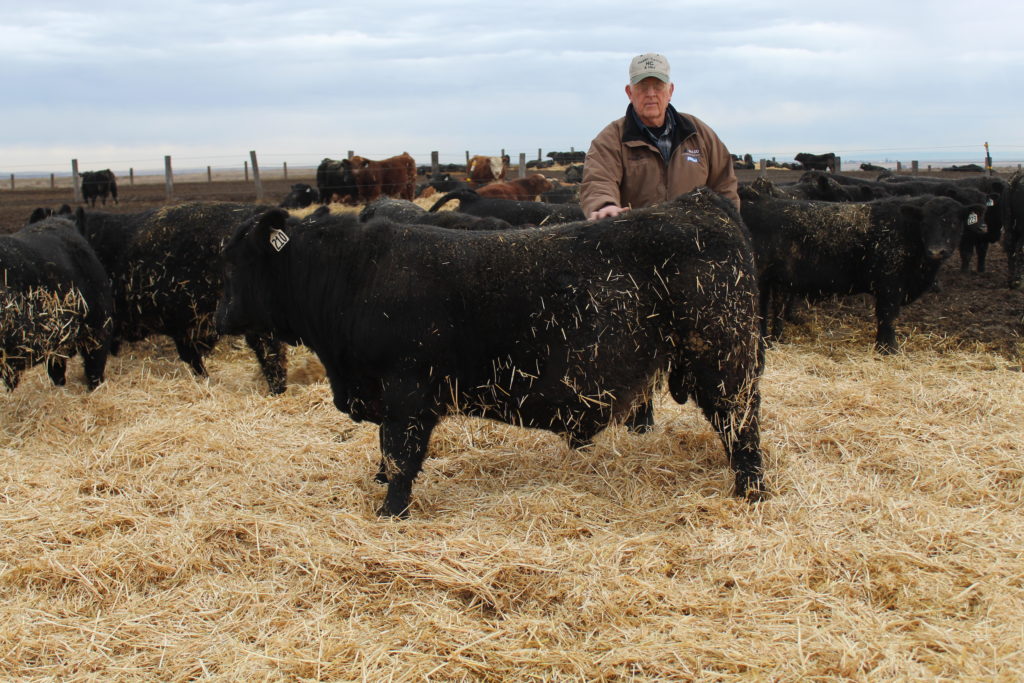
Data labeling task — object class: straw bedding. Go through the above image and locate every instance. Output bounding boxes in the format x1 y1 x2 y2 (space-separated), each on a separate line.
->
1 233 1023 680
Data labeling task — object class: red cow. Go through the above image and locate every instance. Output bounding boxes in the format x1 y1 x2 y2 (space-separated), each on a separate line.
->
476 174 554 201
345 152 417 203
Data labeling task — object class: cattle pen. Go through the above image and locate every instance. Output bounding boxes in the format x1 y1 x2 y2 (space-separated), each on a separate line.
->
0 171 1023 679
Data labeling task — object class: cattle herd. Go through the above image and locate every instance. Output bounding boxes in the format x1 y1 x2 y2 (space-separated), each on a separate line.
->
2 153 1022 518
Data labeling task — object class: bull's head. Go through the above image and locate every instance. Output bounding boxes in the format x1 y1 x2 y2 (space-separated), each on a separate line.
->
215 208 291 338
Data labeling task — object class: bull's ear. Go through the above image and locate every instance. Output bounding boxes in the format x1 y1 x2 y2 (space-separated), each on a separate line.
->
251 208 291 253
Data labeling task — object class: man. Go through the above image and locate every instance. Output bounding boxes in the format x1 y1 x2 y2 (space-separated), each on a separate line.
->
580 53 739 220
580 53 740 432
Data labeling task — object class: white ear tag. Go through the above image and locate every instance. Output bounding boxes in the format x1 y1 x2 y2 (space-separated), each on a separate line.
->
967 213 979 226
269 229 290 252
986 199 995 207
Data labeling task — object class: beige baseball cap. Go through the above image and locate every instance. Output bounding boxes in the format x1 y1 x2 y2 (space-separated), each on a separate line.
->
629 53 671 84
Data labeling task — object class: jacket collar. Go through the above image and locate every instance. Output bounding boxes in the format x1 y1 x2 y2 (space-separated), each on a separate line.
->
622 104 696 146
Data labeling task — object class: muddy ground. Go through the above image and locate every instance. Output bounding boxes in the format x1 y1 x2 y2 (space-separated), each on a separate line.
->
1 168 1021 361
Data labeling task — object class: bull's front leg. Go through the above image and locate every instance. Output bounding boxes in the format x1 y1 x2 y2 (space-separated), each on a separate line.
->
873 292 902 354
244 332 288 395
377 414 439 518
46 357 67 386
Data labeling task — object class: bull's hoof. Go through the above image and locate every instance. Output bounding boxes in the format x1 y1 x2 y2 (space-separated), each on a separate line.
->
374 471 389 485
376 502 410 519
627 422 655 434
566 435 594 450
735 471 767 502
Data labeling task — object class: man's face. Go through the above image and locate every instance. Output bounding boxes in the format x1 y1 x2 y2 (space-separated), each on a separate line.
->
626 77 674 127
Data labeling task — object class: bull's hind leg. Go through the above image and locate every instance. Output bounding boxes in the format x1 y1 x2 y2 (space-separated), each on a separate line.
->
46 358 67 387
624 398 655 433
80 346 108 390
245 332 288 395
172 333 215 377
675 346 766 500
377 415 439 518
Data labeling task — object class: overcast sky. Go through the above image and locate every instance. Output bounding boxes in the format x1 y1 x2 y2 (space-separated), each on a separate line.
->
2 0 1021 174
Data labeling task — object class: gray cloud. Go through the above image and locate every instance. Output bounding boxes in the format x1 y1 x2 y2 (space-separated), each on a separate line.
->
2 0 1021 172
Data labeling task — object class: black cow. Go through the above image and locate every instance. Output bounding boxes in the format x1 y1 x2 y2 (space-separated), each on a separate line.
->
782 173 883 202
878 175 1009 273
860 163 886 172
0 215 113 390
541 183 580 204
359 197 516 231
429 189 584 226
79 169 118 207
1003 171 1024 289
316 158 357 205
741 193 982 352
563 164 584 183
75 202 287 394
794 152 837 172
546 151 586 165
279 183 319 209
416 173 470 198
732 154 755 170
942 164 985 173
216 190 767 518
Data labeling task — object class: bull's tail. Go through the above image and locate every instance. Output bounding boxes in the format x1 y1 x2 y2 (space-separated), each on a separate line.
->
428 189 479 213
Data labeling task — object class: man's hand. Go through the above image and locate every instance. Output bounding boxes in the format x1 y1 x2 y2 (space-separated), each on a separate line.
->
589 204 629 221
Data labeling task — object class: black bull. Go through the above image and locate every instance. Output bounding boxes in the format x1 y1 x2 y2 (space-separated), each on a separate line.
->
216 191 766 517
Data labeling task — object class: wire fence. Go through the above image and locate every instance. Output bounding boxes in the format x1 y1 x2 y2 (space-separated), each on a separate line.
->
2 147 1022 194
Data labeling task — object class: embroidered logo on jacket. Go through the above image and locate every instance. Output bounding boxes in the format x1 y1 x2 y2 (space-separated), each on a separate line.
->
685 148 702 163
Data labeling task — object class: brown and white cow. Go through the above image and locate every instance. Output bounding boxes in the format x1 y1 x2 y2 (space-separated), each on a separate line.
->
468 154 510 186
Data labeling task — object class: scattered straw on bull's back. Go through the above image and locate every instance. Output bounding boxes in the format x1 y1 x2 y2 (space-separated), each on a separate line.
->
0 320 1023 677
0 286 90 364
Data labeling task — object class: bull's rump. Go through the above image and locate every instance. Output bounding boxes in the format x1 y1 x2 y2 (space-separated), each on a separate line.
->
308 206 758 425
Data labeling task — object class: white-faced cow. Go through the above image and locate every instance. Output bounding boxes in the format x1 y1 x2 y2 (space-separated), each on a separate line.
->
216 190 767 518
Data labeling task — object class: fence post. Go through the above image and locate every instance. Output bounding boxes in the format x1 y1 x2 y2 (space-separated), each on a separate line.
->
759 159 767 178
129 168 135 186
518 153 526 179
537 148 542 162
896 161 902 172
50 173 55 189
250 150 263 202
164 155 174 200
833 156 841 172
912 160 919 174
283 161 288 181
347 150 354 160
244 161 249 183
71 158 82 203
8 174 13 190
207 166 212 183
465 151 470 168
431 151 440 179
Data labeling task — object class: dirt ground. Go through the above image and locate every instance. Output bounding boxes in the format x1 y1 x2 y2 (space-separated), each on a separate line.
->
1 168 1021 361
